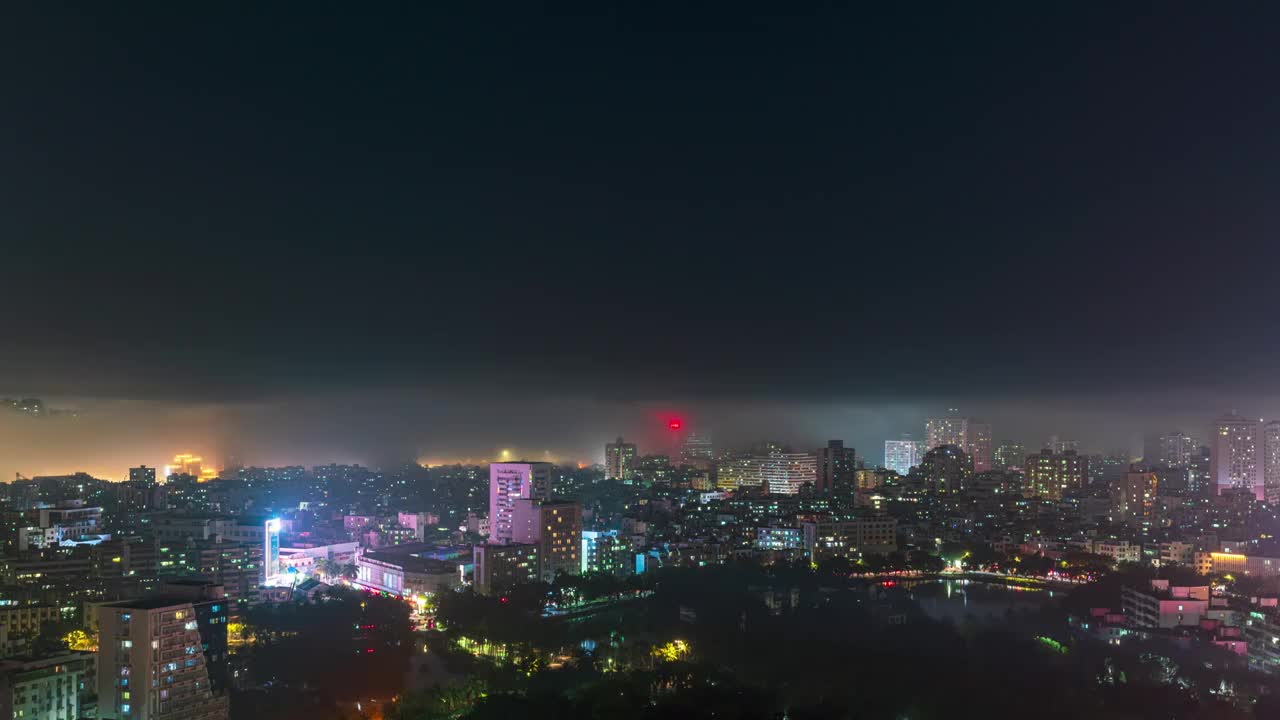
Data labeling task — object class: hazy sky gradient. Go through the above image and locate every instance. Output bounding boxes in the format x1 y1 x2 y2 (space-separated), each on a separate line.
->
4 386 1277 481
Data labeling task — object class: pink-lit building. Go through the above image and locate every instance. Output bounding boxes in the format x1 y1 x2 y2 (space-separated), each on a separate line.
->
967 423 993 473
510 498 582 582
488 462 552 545
343 515 374 532
397 511 440 540
1201 619 1247 656
1121 579 1209 629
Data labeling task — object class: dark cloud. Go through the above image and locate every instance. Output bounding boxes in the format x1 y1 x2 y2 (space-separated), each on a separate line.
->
2 3 1279 461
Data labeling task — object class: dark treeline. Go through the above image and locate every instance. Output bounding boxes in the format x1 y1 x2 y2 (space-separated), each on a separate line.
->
390 562 1279 719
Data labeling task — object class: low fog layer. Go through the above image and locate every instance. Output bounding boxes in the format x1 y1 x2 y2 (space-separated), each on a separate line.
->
1 386 1271 481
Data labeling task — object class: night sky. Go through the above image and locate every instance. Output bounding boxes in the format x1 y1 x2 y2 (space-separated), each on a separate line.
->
4 3 1280 475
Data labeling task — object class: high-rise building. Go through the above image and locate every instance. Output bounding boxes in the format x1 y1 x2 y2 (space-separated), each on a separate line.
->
263 518 281 585
884 437 925 477
1111 469 1158 531
472 543 540 595
993 443 1026 470
1210 413 1262 500
163 540 262 604
1265 422 1280 504
926 416 968 450
680 434 714 468
1189 446 1213 496
96 583 230 720
634 455 674 487
129 465 157 485
1159 432 1196 469
912 445 972 495
1090 452 1131 488
815 440 856 492
715 453 817 495
925 416 992 472
581 530 631 576
1023 449 1088 500
488 462 553 545
604 437 638 481
967 423 993 473
510 499 582 582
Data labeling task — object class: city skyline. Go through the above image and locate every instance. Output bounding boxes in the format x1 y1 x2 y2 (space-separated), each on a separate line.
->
15 399 1280 482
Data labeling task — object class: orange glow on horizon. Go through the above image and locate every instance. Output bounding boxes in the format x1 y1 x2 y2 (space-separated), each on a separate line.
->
416 454 591 468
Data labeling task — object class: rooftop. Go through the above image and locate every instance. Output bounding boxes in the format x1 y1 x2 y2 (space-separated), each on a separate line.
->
102 595 203 610
362 550 456 574
0 652 92 671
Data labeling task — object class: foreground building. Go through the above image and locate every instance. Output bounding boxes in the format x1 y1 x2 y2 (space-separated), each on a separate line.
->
472 543 540 595
354 546 461 598
96 582 229 720
0 605 73 657
1121 579 1209 629
0 652 90 720
510 499 582 582
580 530 631 576
1244 609 1280 672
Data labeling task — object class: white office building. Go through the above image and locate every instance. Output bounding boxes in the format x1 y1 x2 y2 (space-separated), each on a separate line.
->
884 439 924 476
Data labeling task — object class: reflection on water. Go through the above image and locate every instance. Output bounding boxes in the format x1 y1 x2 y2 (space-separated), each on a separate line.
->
904 579 1061 622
